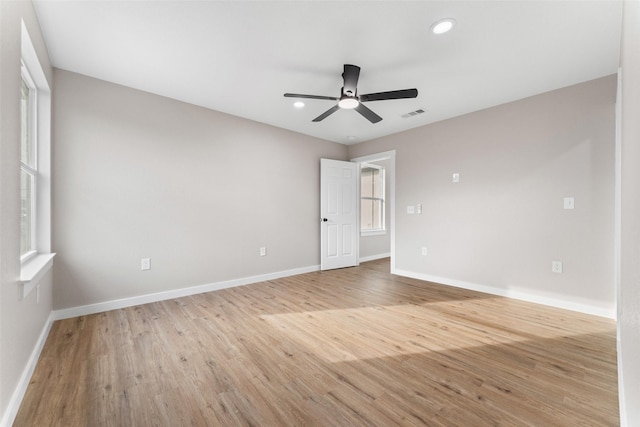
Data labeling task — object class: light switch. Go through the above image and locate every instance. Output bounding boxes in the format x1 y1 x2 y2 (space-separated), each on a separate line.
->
563 197 575 210
452 173 460 183
416 203 422 214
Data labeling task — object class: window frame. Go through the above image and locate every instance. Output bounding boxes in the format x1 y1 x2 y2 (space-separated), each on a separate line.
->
18 20 55 300
20 62 38 263
360 163 386 236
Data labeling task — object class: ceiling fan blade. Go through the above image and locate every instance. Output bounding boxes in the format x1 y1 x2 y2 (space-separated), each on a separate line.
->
355 103 382 123
359 88 418 102
342 64 361 96
284 93 338 101
312 105 340 122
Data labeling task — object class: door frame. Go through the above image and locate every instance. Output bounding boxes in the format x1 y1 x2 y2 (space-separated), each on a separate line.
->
350 150 396 272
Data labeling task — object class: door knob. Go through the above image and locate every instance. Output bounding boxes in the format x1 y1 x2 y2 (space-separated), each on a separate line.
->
322 218 328 222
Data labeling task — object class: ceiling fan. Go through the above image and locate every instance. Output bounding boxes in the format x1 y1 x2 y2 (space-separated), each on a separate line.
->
284 64 418 124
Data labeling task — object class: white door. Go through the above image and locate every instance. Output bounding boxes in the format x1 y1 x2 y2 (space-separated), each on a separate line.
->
320 158 358 270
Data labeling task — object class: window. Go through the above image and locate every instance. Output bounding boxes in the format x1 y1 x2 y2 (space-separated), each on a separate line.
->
19 20 54 299
360 164 385 233
20 65 37 259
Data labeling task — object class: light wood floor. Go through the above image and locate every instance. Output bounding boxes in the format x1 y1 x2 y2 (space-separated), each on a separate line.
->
15 258 619 426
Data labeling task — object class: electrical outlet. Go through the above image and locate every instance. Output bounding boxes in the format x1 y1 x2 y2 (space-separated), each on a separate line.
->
141 258 151 271
421 247 428 256
407 205 415 214
551 261 563 273
260 247 267 256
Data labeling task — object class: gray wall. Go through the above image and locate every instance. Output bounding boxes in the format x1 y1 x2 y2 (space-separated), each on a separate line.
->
349 75 617 317
0 0 54 422
52 70 347 309
619 0 640 424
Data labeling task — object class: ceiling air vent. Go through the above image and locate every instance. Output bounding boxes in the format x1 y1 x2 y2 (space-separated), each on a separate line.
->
401 108 426 119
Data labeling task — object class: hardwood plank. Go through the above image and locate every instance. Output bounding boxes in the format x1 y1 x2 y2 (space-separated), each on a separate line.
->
15 258 619 426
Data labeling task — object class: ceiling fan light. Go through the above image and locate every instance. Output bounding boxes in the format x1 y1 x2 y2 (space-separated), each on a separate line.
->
431 18 456 35
293 101 305 108
338 97 359 109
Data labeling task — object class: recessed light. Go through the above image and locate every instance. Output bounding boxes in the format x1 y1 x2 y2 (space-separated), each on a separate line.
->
293 101 305 108
431 18 456 35
346 135 358 141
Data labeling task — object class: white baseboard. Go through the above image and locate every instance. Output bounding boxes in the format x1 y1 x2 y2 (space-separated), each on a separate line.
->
1 311 55 427
359 252 391 263
53 264 320 320
392 268 616 319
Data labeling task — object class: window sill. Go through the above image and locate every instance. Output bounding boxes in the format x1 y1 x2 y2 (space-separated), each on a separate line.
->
361 230 387 237
19 253 55 300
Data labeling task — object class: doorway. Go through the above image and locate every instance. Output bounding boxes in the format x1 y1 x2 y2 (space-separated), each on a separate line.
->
351 150 396 272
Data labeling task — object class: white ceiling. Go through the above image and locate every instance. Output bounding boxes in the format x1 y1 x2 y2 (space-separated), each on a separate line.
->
33 0 622 145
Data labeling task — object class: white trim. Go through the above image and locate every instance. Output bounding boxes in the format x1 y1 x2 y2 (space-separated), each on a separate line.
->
19 253 55 300
392 268 616 319
359 252 391 263
0 312 55 427
22 19 52 253
54 264 320 320
351 150 397 165
351 150 396 272
361 229 386 237
35 87 51 254
615 67 627 426
20 45 39 257
19 20 53 289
